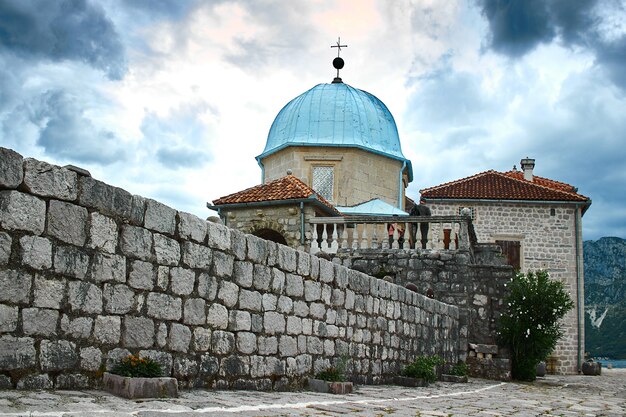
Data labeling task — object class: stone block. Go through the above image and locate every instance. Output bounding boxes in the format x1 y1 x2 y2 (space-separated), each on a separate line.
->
277 245 297 272
156 323 167 347
197 272 218 301
154 234 180 265
130 194 146 226
40 340 78 371
277 295 293 314
17 374 53 390
212 330 235 354
237 332 257 354
168 323 191 352
286 316 302 334
78 176 132 219
56 373 90 389
128 260 156 289
184 298 206 325
178 211 207 243
182 241 212 270
0 336 36 370
251 264 271 291
213 251 234 277
319 259 335 283
147 293 182 320
246 234 267 263
230 229 247 260
87 212 118 253
0 232 10 265
279 335 297 357
173 356 198 379
22 308 58 336
309 303 326 320
207 221 231 251
0 269 32 304
262 293 277 311
304 280 321 302
0 190 46 234
258 336 278 355
219 355 249 377
91 252 126 283
297 251 311 276
54 245 90 279
103 284 134 314
193 327 212 351
293 300 309 317
124 316 154 348
229 310 251 331
60 315 93 339
103 372 178 399
120 225 153 261
234 261 253 288
310 256 319 280
285 273 304 297
68 281 102 314
157 266 169 291
94 315 121 344
105 348 132 371
32 276 64 309
144 199 177 234
19 235 52 270
271 268 285 293
207 303 228 329
0 147 23 188
0 304 18 332
217 280 239 308
170 267 195 295
47 200 88 245
239 289 262 312
23 158 77 200
80 346 102 371
263 311 285 334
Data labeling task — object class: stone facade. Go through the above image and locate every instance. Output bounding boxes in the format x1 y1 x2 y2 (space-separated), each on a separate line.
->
0 148 462 390
220 204 317 252
261 147 408 209
426 201 584 374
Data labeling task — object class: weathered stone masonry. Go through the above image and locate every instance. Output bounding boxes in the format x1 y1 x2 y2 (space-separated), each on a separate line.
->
0 147 462 390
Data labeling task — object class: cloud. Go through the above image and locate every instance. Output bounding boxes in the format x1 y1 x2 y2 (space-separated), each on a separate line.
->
28 90 127 164
0 0 126 79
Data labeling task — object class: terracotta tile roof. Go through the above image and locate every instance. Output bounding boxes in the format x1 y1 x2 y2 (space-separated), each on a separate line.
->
213 175 340 215
420 170 589 202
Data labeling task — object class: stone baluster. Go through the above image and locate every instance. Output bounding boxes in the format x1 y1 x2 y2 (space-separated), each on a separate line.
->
392 225 400 249
320 224 329 252
352 225 360 250
361 223 369 249
311 224 320 254
341 226 350 249
371 224 379 249
330 224 339 253
458 219 469 250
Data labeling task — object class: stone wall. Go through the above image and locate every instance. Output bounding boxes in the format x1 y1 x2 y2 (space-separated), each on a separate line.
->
426 201 584 374
0 148 461 390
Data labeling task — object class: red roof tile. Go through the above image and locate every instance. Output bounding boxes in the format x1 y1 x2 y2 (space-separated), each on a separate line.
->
213 175 340 214
420 170 589 202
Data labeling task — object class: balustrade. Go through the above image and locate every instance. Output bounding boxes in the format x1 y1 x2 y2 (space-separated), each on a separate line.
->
308 216 473 255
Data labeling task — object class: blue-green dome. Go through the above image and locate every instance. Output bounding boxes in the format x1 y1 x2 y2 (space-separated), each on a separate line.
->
256 83 412 181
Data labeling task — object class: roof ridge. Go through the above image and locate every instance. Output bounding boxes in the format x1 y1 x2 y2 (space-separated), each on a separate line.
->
419 170 496 194
498 170 589 200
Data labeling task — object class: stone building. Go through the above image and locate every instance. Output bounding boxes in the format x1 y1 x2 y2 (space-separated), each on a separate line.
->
211 62 414 244
420 158 592 374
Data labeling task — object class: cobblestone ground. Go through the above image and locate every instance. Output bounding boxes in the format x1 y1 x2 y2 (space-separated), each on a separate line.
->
0 369 624 417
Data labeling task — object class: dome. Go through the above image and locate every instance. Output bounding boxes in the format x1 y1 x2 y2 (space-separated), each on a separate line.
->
256 82 413 181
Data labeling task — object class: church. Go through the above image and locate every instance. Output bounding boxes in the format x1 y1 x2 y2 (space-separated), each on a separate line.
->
209 43 590 375
210 45 413 250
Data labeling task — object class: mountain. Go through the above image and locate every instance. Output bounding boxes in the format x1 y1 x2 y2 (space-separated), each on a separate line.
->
584 237 626 359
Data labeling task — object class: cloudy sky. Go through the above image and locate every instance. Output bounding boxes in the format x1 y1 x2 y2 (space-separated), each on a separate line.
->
1 0 625 241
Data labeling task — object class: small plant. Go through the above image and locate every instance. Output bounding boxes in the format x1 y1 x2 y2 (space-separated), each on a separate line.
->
110 355 162 378
497 270 574 381
315 366 344 382
448 361 468 377
401 355 443 383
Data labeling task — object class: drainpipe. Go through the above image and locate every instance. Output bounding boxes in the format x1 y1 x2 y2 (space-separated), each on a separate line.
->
574 203 583 373
300 202 305 245
398 161 407 208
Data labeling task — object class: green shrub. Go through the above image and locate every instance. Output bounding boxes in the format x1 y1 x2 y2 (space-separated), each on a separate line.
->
401 355 444 383
315 366 345 382
448 361 468 377
110 355 162 378
497 270 574 381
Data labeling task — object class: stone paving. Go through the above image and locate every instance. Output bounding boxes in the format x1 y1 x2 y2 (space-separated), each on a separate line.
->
0 369 624 417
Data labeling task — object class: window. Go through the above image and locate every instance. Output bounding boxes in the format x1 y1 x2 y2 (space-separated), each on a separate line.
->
496 240 521 270
312 166 334 201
